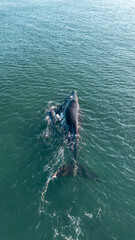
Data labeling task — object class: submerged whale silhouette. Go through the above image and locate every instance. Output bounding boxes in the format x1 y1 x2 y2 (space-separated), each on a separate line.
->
47 91 101 182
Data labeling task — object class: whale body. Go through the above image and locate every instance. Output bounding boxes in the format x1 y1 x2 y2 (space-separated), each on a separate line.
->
47 91 101 182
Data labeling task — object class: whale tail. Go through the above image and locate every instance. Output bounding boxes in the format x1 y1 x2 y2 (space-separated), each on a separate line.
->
76 163 101 182
52 162 101 182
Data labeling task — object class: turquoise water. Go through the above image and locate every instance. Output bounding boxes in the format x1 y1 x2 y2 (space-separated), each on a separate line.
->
0 0 135 239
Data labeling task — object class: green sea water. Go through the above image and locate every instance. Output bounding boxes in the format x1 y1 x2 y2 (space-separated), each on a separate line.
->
0 0 135 239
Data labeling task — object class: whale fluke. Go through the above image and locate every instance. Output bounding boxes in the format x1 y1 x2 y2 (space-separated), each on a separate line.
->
76 163 101 182
52 162 101 182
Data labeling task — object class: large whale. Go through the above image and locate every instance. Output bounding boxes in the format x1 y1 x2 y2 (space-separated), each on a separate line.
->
47 91 101 182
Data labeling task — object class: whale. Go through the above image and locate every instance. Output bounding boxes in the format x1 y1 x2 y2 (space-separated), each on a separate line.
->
47 91 101 182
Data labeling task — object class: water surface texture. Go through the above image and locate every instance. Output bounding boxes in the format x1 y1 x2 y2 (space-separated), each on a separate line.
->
0 0 135 239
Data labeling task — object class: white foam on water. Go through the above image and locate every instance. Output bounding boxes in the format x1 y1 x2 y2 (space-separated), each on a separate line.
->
85 212 93 219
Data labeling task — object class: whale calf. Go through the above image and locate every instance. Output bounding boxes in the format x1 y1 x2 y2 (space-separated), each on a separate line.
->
47 91 101 182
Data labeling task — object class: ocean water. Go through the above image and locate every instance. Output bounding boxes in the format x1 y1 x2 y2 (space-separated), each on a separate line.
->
0 0 135 239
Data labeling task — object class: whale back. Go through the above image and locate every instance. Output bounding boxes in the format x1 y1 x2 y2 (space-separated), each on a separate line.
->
65 99 79 135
